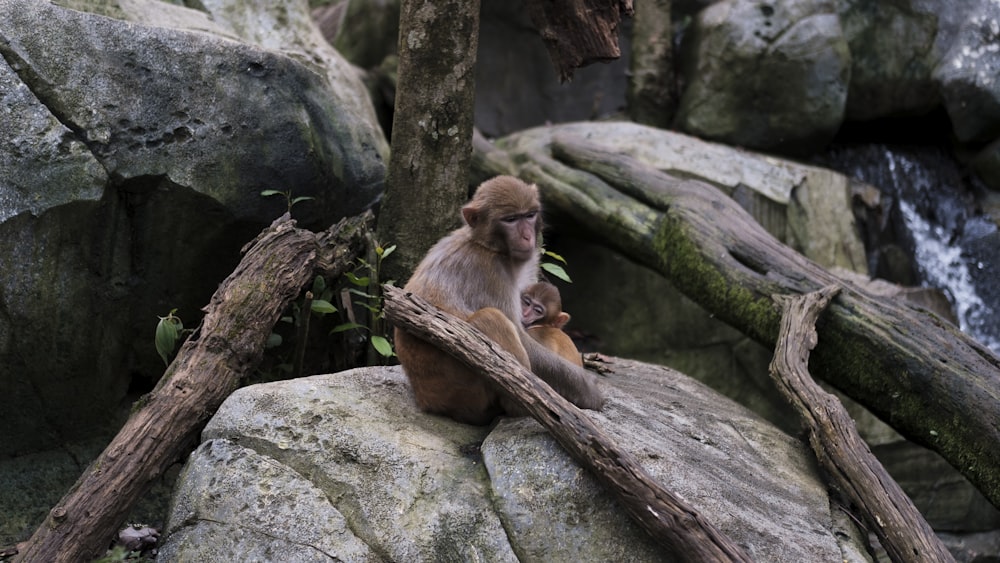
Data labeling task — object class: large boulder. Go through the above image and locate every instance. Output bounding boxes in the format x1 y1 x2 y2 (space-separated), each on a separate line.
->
933 0 1000 144
836 0 942 120
675 0 850 154
0 0 387 459
158 362 871 561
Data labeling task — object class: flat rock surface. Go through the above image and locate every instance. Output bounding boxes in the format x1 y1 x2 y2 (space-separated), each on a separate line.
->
159 359 871 562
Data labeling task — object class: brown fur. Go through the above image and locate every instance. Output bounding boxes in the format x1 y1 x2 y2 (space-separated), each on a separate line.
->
522 282 582 366
395 176 603 425
527 326 583 367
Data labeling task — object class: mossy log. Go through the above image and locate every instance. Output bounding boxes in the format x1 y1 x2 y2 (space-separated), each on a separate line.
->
15 212 372 563
476 134 1000 510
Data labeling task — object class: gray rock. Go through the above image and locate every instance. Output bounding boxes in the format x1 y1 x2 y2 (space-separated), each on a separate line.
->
837 0 941 120
162 367 516 562
159 363 872 561
473 2 630 138
675 0 850 154
933 0 1000 143
0 0 386 457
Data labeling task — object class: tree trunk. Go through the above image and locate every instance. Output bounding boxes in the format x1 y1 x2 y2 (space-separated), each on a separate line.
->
627 0 675 127
377 0 481 282
525 0 635 81
474 134 1000 509
14 213 372 563
383 285 752 562
770 286 955 563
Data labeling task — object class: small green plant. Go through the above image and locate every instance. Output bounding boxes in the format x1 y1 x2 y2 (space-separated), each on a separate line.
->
92 546 132 562
541 248 572 283
261 189 315 214
332 238 396 359
270 275 340 377
154 309 186 367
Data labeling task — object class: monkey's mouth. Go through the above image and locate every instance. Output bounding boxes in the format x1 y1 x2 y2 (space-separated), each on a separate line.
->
510 247 536 261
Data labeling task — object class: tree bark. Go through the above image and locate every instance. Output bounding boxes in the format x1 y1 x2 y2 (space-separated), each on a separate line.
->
526 0 635 81
15 212 372 563
383 285 752 562
770 286 955 563
627 0 675 127
377 0 480 282
495 136 1000 510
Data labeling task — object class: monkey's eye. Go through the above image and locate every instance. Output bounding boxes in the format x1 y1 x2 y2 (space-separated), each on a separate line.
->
533 306 544 316
502 211 537 224
521 296 531 307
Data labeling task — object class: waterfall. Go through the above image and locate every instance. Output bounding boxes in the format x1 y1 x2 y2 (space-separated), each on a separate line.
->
816 144 1000 354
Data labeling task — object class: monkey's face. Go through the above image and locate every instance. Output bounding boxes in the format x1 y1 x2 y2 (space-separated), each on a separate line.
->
521 293 547 327
498 209 539 262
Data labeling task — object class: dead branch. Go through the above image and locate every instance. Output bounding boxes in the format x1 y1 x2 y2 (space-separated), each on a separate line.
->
482 135 1000 509
525 0 634 81
770 286 954 563
383 285 751 562
15 212 372 563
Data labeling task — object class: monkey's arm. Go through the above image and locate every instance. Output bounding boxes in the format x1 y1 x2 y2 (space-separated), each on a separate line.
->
521 331 604 410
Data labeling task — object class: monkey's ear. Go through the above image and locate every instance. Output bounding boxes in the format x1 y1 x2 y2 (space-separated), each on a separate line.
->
554 312 570 329
461 204 480 227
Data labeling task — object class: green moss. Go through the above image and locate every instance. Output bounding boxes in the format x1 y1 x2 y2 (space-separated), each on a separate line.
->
649 216 781 345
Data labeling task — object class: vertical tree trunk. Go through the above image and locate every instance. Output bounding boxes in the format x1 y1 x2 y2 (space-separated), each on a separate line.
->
627 0 675 127
377 0 481 282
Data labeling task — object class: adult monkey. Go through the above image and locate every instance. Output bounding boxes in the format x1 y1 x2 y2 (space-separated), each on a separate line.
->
521 282 584 367
395 176 604 424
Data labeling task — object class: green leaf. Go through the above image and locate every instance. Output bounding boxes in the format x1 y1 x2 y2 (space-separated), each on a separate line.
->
371 335 395 357
541 262 572 283
266 332 283 348
311 275 326 294
347 288 377 299
310 299 337 314
379 244 396 259
543 249 568 264
155 316 179 367
356 302 380 313
331 322 367 333
291 196 315 205
345 272 370 286
260 189 283 197
320 287 335 302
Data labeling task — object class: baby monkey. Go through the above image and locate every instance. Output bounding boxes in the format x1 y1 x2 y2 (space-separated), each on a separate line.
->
521 282 583 367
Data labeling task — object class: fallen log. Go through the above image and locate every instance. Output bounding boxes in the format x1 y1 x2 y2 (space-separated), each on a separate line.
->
383 285 752 562
15 212 372 563
475 135 1000 509
770 286 954 563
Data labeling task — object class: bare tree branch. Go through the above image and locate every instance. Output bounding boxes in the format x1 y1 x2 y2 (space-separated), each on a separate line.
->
16 212 372 562
383 285 752 562
770 286 955 563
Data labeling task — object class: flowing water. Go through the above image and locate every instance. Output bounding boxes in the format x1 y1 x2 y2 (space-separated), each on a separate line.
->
815 144 1000 354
